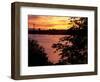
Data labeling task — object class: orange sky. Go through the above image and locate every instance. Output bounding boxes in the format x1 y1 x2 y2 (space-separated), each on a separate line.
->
28 15 74 30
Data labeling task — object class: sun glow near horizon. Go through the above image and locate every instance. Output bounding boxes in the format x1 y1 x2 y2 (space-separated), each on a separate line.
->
28 15 74 30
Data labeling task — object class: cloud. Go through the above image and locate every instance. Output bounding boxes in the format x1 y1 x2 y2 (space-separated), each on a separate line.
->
28 15 84 30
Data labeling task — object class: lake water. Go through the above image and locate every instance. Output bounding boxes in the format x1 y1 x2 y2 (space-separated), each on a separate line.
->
28 34 66 64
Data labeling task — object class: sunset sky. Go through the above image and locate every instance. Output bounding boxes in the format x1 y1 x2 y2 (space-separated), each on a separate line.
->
28 15 76 30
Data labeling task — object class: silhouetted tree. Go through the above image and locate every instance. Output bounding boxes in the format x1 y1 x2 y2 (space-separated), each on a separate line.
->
52 17 88 64
28 39 49 66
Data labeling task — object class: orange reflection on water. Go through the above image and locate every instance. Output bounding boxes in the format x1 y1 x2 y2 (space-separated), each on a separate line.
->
29 34 65 64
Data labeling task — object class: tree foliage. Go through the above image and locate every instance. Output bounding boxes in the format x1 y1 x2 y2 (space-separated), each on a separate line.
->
28 39 49 66
52 17 88 64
